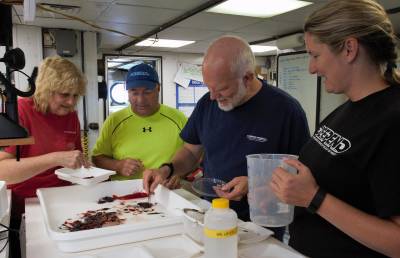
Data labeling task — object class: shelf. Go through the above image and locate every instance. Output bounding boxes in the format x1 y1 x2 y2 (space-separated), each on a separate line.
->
0 137 35 147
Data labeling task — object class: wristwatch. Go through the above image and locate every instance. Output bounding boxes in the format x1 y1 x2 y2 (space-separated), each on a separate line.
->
159 162 174 179
307 187 327 214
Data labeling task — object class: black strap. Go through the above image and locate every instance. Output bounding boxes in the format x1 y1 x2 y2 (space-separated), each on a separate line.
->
159 162 174 179
307 187 327 214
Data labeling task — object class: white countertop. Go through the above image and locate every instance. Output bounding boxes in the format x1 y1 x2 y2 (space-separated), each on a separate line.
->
0 190 11 258
25 188 305 258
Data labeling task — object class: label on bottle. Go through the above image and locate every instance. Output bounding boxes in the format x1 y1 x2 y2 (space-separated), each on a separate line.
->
204 227 238 238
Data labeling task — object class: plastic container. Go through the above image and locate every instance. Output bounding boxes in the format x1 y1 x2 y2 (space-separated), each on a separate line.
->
55 167 116 186
182 207 273 246
203 198 238 258
246 154 298 227
191 178 226 197
36 180 201 252
182 208 205 244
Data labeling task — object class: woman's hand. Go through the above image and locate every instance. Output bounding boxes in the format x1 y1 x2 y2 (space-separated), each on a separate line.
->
54 150 91 169
270 159 319 207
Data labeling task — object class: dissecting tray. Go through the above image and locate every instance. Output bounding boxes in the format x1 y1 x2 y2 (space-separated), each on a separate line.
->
55 167 116 186
36 180 200 252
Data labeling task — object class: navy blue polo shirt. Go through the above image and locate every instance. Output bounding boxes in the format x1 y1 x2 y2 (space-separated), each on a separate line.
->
181 81 310 220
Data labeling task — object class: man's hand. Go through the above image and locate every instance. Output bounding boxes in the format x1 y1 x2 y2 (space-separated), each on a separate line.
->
116 158 144 177
143 166 170 194
162 175 182 189
214 176 248 201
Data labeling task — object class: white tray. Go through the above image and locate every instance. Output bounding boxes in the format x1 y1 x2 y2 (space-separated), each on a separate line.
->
73 246 155 258
238 221 273 244
36 180 201 252
239 241 306 258
55 167 116 186
72 234 203 258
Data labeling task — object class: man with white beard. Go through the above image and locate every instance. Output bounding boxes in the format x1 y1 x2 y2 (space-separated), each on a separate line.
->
143 35 309 240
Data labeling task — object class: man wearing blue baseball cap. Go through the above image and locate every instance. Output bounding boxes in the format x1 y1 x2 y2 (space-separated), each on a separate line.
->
92 63 187 185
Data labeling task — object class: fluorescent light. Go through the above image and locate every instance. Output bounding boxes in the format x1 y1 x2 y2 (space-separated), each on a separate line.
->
110 58 134 62
119 61 144 70
107 62 122 68
250 45 278 53
136 38 195 48
207 0 312 18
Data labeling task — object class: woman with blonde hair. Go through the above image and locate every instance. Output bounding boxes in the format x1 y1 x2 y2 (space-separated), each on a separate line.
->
271 0 400 257
0 56 89 257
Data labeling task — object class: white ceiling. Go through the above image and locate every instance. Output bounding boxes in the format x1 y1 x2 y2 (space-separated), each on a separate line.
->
11 0 400 55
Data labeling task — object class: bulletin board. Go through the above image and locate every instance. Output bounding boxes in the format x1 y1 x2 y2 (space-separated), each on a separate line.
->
176 79 208 117
277 51 321 134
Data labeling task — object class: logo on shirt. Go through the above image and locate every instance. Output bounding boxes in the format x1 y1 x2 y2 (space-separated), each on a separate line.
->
63 130 77 134
313 125 351 155
142 126 152 133
246 135 267 143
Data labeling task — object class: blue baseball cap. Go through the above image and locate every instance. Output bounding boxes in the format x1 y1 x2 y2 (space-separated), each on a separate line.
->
126 63 159 90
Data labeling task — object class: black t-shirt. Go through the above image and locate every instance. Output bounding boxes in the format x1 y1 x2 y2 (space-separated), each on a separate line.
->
290 86 400 258
180 81 310 220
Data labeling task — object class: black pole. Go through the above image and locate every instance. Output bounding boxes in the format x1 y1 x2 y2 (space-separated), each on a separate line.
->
80 31 88 131
1 4 22 159
0 4 13 47
0 5 18 122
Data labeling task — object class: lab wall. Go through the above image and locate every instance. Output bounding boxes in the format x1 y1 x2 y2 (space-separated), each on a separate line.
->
100 49 267 109
12 24 399 154
12 25 42 92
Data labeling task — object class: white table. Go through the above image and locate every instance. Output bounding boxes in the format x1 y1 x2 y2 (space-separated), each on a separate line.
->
0 191 11 258
25 189 305 258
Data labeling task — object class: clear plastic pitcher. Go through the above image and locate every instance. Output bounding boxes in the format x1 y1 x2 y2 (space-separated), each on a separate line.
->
246 154 298 227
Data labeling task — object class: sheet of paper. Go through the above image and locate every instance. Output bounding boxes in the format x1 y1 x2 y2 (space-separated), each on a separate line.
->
178 106 195 118
178 86 195 103
194 86 209 102
174 63 203 88
180 63 203 82
175 76 191 88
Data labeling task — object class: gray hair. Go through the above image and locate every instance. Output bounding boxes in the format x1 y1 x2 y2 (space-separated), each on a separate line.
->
206 35 256 78
229 36 256 78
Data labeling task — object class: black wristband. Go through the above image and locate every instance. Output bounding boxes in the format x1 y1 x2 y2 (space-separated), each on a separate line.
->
307 187 327 214
159 162 174 179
